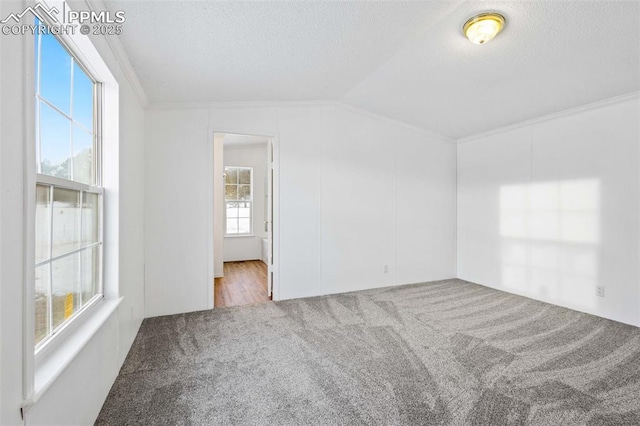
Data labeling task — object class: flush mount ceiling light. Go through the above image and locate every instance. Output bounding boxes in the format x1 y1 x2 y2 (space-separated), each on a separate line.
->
463 12 506 45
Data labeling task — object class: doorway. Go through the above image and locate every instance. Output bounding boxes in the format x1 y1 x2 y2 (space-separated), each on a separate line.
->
212 133 274 308
214 261 269 307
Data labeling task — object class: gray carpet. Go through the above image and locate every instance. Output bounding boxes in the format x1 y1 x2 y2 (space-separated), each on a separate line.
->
96 279 640 425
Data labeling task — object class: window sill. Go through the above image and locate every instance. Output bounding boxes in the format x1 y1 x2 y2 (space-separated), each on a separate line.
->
224 234 255 238
29 297 122 405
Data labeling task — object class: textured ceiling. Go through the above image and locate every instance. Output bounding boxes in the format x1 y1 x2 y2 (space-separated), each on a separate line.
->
342 0 640 138
105 0 462 102
106 0 640 139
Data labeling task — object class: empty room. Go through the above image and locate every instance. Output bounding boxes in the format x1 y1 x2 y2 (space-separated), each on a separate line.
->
1 0 639 425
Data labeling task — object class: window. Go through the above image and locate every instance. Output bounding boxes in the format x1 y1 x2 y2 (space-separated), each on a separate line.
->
34 27 102 349
225 167 252 235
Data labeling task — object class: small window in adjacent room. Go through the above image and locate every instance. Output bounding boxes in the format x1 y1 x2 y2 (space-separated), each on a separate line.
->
224 166 253 235
34 26 103 350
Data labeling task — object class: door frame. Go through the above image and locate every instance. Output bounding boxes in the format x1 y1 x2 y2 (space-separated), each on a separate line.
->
208 130 280 308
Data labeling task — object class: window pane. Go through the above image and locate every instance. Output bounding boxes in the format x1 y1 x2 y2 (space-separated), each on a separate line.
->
226 218 238 234
238 169 251 185
73 125 93 185
238 185 251 200
72 62 93 131
52 188 80 257
82 192 99 245
225 185 237 201
225 168 237 184
34 28 102 350
238 218 251 234
35 185 51 264
39 32 71 115
40 102 71 179
51 253 80 330
35 264 51 345
226 201 238 219
238 204 251 218
81 247 99 305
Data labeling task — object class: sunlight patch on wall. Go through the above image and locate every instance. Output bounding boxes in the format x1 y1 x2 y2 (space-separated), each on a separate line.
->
499 179 600 309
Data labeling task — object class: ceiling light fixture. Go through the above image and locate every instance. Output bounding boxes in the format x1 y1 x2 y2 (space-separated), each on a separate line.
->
463 12 506 45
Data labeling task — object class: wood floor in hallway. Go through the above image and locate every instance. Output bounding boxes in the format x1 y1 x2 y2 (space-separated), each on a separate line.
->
214 260 270 308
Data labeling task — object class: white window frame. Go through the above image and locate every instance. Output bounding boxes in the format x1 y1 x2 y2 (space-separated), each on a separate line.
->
33 27 104 353
22 0 121 410
224 166 253 236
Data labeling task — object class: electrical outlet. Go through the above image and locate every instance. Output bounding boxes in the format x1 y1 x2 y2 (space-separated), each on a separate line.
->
383 265 389 274
596 286 605 298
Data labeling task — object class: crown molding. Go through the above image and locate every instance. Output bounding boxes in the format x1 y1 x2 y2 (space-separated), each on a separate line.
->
335 102 455 144
148 99 455 144
458 90 640 144
83 0 149 108
147 99 336 110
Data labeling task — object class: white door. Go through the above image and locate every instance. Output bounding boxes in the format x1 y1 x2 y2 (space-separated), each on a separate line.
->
267 139 274 297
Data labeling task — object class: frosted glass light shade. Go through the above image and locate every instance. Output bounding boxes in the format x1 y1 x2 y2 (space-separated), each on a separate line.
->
463 13 505 45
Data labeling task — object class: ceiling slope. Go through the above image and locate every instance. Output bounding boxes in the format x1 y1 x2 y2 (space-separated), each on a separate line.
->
104 0 462 103
105 0 640 139
342 0 640 138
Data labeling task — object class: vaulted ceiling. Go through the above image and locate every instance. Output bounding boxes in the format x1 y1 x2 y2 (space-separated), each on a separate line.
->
104 0 640 139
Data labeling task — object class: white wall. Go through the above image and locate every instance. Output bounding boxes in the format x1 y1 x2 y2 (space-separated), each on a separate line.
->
144 104 457 317
144 109 210 317
320 107 458 294
457 95 640 326
222 143 268 262
0 0 146 423
277 106 323 299
111 68 146 368
0 2 27 423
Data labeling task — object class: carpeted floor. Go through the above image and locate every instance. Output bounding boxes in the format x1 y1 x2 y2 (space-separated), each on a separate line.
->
96 279 640 425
